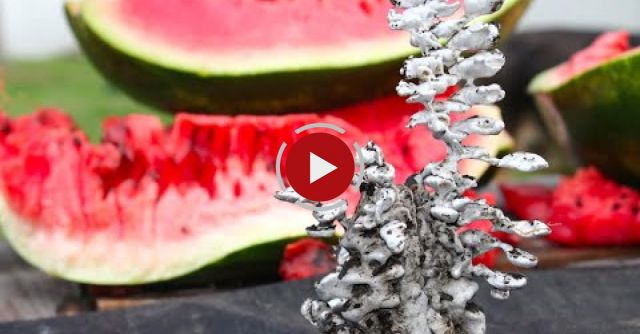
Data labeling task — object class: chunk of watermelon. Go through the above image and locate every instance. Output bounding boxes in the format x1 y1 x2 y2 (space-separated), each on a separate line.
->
548 168 640 247
501 168 640 247
500 183 553 222
0 97 512 284
279 238 336 282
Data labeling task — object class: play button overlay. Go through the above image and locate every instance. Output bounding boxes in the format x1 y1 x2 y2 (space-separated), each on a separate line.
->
309 153 337 184
285 133 355 202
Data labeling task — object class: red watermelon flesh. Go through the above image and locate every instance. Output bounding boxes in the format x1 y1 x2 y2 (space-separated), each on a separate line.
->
117 0 393 51
500 183 553 222
279 238 336 281
82 0 414 76
554 30 632 83
548 168 640 247
0 97 510 284
501 168 640 247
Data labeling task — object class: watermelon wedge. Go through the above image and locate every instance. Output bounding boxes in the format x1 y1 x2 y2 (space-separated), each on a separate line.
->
65 0 531 114
0 98 511 285
501 168 640 247
528 31 640 184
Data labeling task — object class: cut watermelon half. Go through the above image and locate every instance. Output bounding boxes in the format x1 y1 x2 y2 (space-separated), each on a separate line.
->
0 97 512 285
529 31 638 93
66 0 531 114
528 31 640 184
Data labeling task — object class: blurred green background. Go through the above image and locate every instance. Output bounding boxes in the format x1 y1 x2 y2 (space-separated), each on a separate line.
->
1 56 168 141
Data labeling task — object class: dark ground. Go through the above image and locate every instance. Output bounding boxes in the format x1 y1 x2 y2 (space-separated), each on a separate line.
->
1 266 640 334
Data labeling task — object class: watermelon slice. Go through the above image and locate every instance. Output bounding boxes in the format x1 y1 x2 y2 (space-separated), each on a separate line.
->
501 168 640 247
528 31 640 185
65 0 531 114
548 168 640 246
0 98 512 285
500 183 553 222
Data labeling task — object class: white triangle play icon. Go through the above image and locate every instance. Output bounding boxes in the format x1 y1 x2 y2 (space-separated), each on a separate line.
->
309 152 338 184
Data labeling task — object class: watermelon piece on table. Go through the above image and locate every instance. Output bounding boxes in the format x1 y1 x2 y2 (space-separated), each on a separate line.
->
501 168 640 247
0 97 512 284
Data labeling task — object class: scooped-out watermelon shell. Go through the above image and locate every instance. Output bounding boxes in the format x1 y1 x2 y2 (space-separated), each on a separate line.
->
0 100 512 285
65 0 531 114
529 39 640 185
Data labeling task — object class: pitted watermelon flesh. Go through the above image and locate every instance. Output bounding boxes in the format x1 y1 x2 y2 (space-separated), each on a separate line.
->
549 168 640 246
501 168 640 247
116 0 395 51
0 96 510 284
1 96 500 238
0 110 314 243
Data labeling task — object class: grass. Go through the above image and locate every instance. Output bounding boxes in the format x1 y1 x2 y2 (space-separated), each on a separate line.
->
0 55 170 141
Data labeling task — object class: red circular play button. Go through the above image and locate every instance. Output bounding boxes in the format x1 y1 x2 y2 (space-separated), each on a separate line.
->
285 133 355 202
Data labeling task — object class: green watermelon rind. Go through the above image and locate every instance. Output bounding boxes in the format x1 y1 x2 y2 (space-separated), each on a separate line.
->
528 48 640 94
65 2 406 115
528 48 640 183
472 0 531 41
76 0 527 76
65 0 530 114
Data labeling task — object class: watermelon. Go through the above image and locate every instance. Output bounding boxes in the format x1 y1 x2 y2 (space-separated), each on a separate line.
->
549 168 640 247
279 238 336 282
500 183 553 223
528 31 640 185
501 168 640 247
0 97 512 285
65 0 531 114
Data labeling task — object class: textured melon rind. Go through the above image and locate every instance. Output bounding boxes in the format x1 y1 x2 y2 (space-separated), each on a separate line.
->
528 49 640 94
66 2 409 115
65 0 530 114
528 49 640 184
0 193 312 285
